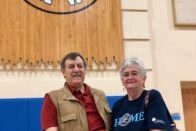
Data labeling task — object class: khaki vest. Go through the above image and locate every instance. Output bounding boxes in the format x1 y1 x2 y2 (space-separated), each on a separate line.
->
48 85 111 131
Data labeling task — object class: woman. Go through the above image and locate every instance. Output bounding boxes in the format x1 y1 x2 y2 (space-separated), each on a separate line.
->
112 57 172 131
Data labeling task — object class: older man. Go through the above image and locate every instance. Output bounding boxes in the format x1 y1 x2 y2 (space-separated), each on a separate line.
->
41 52 111 131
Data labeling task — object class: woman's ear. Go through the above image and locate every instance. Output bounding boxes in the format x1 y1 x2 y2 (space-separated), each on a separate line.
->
143 76 147 82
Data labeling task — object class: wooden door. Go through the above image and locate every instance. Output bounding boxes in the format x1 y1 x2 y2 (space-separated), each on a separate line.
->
181 81 196 131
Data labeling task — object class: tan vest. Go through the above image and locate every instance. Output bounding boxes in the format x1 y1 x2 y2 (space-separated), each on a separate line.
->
48 85 111 131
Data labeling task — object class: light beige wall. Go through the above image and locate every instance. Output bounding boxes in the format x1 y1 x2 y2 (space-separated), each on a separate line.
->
0 69 154 98
149 0 196 130
0 70 122 98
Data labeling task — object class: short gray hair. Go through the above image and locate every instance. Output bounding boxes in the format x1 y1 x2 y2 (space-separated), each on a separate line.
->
119 57 146 78
60 52 87 69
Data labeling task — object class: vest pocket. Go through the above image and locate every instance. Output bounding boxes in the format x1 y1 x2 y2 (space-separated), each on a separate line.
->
59 114 80 131
60 114 77 122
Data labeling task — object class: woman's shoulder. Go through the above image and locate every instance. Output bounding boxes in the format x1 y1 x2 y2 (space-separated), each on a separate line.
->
146 89 165 105
113 95 127 107
148 89 162 97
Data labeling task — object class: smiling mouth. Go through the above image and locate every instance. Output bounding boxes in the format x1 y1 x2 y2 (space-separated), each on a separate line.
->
72 73 81 77
127 83 135 84
73 76 81 78
126 80 136 83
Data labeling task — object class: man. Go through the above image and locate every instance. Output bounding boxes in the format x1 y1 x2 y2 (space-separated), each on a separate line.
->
41 52 111 131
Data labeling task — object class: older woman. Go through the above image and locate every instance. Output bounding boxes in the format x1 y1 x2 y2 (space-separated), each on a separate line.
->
112 57 173 131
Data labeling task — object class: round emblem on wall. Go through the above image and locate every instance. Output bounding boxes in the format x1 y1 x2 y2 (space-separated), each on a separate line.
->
23 0 97 14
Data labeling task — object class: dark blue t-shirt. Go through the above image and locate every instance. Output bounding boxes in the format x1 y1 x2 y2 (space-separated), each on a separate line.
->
112 89 171 131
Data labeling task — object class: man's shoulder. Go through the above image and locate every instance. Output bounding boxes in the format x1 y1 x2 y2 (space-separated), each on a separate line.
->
89 87 104 94
86 84 105 96
48 87 65 95
47 87 69 101
46 87 66 107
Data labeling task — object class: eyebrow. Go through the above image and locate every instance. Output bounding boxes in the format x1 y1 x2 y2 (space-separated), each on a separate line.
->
67 63 84 67
132 71 139 73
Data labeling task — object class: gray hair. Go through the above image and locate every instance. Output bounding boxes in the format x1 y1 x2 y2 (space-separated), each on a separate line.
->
119 57 146 78
60 52 87 69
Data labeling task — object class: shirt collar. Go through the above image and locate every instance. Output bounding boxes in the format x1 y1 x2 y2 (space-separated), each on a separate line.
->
65 82 89 95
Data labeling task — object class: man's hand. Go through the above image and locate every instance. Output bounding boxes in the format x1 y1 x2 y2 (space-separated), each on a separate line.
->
45 127 58 131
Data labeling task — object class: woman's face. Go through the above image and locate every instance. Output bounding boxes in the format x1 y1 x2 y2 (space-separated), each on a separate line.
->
121 64 146 90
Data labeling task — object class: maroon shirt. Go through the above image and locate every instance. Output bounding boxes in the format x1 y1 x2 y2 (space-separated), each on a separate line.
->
41 83 105 131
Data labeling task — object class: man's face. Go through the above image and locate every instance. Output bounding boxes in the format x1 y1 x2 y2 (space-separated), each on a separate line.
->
121 64 146 90
61 56 86 88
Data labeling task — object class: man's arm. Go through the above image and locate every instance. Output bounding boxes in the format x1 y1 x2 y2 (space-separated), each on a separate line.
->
41 95 58 131
45 127 58 131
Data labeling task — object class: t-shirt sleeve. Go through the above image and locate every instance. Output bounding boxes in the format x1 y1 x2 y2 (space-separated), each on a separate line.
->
146 90 170 130
41 94 58 130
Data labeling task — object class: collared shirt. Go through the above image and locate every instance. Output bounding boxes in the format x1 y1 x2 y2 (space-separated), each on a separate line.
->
41 83 105 131
66 83 105 131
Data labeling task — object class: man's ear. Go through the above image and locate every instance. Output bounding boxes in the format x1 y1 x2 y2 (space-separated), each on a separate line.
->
61 69 66 79
61 69 65 74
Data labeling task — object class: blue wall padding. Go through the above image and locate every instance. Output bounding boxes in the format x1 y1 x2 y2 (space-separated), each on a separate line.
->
106 96 123 109
0 97 180 131
0 99 29 131
28 98 44 131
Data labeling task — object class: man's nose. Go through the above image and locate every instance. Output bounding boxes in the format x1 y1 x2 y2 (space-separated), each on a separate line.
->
73 65 80 71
